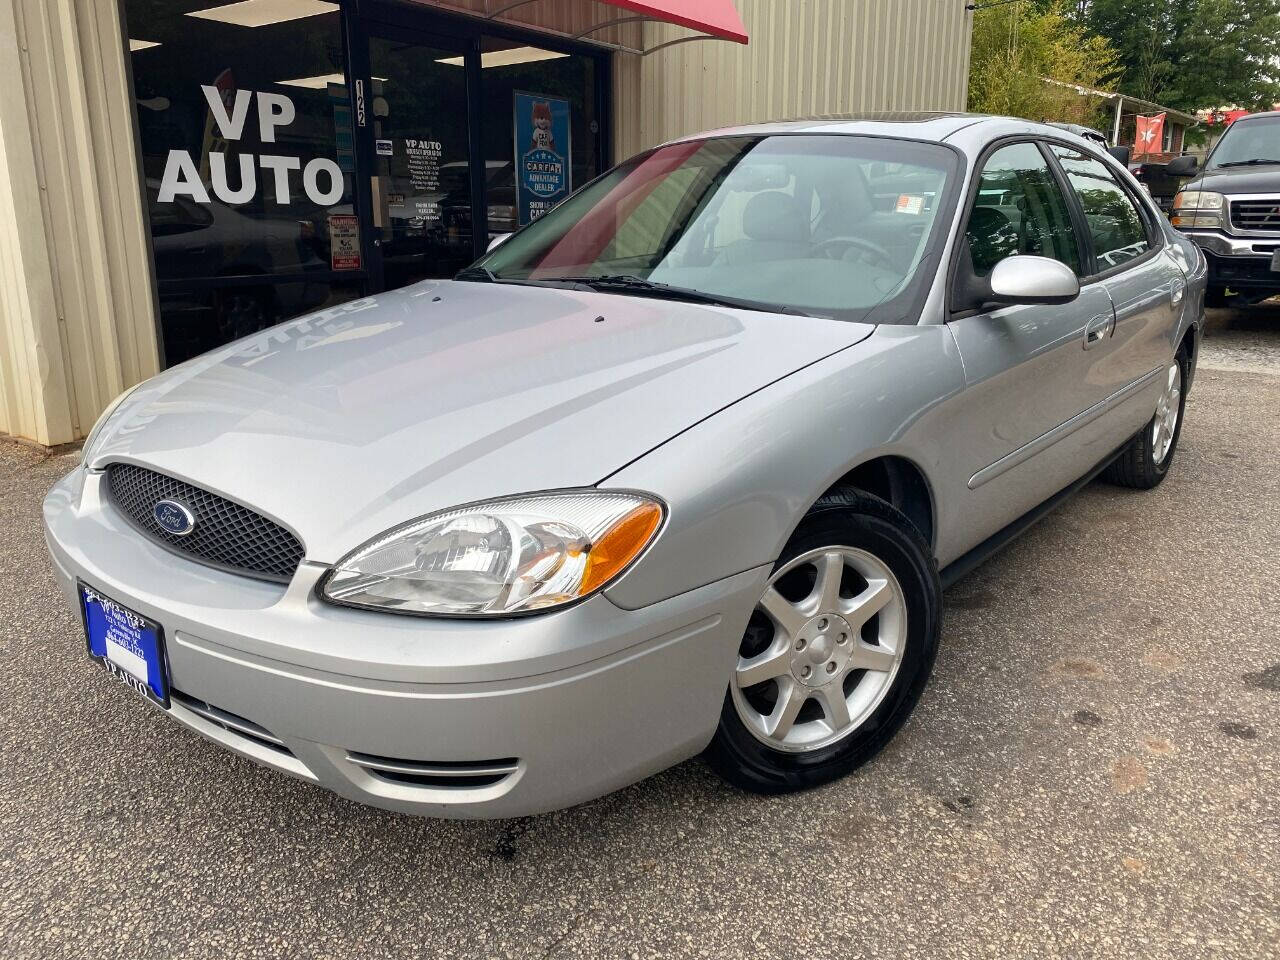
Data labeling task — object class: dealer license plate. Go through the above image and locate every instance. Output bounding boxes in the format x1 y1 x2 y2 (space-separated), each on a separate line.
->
80 582 169 707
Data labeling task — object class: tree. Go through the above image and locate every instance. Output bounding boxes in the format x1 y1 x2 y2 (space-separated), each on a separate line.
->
1076 0 1280 111
968 0 1121 125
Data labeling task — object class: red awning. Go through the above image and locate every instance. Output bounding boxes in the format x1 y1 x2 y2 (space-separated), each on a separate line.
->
597 0 747 43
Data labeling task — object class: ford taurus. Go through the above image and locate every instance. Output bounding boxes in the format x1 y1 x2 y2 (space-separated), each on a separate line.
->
44 114 1206 818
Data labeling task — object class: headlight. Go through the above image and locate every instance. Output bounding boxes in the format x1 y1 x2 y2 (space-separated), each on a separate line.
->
319 491 664 617
1171 190 1225 229
81 384 141 466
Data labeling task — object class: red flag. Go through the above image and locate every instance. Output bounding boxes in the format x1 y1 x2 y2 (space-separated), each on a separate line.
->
1135 113 1166 156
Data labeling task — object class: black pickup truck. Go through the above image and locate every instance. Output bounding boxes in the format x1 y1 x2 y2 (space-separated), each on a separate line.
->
1167 111 1280 307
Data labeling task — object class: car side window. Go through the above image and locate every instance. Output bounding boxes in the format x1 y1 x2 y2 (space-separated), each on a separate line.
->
965 142 1081 278
1049 145 1150 271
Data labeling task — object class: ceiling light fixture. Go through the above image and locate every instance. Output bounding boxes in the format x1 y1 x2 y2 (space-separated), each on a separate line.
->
436 47 570 69
275 72 385 90
186 0 338 28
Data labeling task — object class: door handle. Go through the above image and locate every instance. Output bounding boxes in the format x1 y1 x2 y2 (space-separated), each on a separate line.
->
1083 314 1113 349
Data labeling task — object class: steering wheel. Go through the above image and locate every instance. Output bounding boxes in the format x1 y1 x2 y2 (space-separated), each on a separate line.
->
813 236 895 269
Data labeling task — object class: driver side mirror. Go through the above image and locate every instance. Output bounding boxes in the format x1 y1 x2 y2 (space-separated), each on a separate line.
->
1165 155 1199 177
1107 144 1132 166
987 255 1080 306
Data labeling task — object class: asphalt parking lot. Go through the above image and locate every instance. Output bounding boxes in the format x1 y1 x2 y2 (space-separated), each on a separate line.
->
1 305 1277 960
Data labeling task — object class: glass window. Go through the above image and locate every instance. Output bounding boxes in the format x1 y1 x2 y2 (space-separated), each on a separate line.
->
966 142 1080 277
1205 116 1280 169
478 38 601 235
1050 146 1149 270
478 135 959 322
123 1 363 365
366 36 473 290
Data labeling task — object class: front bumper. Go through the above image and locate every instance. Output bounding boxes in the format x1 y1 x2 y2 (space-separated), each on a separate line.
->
1180 230 1280 289
43 467 767 818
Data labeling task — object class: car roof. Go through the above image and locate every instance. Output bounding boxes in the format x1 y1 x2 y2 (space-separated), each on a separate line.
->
1229 111 1280 124
664 112 1087 147
1047 121 1107 141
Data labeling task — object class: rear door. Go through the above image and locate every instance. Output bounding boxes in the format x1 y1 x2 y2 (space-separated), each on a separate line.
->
1047 143 1180 447
942 140 1118 549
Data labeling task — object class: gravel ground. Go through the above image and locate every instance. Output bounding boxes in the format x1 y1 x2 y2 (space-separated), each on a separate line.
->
1 307 1276 960
1201 300 1280 375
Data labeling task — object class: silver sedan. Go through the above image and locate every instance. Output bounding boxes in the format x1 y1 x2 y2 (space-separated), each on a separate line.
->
44 115 1205 818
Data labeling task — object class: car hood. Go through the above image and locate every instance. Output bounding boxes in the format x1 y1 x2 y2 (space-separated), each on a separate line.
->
1187 165 1280 194
95 279 871 562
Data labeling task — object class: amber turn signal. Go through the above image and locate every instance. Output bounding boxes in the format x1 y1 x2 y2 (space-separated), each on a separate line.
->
580 501 664 595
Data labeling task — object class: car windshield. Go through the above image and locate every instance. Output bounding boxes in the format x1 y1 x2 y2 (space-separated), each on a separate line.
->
1207 118 1280 168
472 134 959 321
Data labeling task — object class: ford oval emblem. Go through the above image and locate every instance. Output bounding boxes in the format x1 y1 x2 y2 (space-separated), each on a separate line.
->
153 499 196 537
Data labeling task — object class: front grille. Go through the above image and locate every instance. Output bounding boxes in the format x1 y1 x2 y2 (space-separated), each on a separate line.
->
1230 197 1280 232
105 463 304 583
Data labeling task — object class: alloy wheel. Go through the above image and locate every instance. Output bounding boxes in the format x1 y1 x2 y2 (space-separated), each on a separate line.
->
731 546 908 753
1152 360 1182 465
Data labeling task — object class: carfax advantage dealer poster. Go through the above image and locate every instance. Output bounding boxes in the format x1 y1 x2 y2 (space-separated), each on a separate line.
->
513 91 571 225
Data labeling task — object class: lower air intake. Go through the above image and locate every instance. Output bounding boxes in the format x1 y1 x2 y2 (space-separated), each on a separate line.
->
346 752 520 789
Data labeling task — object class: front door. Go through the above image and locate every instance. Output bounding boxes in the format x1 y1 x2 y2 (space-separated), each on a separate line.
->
362 27 476 291
943 140 1117 550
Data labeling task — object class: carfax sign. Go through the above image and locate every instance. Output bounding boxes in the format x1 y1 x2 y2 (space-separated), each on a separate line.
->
513 91 571 225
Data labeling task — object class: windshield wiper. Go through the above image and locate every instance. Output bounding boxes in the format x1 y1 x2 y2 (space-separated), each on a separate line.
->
454 265 498 282
548 274 819 317
1215 158 1280 167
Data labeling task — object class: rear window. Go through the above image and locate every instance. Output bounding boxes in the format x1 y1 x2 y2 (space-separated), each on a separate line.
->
1050 146 1150 271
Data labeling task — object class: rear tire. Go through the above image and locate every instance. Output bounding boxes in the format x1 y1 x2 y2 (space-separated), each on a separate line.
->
1100 348 1188 490
705 489 941 794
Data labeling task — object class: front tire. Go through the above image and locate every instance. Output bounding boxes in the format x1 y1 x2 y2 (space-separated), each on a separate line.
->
1100 349 1187 490
705 489 941 794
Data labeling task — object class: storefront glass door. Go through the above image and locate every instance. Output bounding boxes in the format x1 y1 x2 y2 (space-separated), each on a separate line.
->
364 30 474 290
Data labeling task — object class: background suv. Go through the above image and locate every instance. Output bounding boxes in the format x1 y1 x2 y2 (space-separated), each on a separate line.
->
1169 111 1280 306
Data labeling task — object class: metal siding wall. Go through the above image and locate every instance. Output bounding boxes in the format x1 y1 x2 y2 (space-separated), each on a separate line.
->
0 0 74 445
613 0 972 159
0 0 158 446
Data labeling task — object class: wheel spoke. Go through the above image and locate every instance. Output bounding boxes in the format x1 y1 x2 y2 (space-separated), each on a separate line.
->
810 551 845 612
819 687 852 731
850 640 897 673
765 677 807 739
847 577 893 628
759 586 806 639
736 645 791 688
